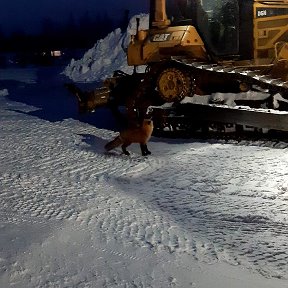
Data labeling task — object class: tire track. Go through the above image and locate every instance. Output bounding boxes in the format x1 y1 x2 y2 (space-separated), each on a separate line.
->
106 143 288 278
2 102 288 279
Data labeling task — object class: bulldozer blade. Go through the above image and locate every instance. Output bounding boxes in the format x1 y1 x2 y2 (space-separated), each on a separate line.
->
65 83 110 113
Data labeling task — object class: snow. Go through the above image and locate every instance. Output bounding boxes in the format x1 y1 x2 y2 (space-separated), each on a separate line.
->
63 14 149 82
1 14 288 288
0 88 8 96
182 90 271 107
0 67 37 84
1 69 288 288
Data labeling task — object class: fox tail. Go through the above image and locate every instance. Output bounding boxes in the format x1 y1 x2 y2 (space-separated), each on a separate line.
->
104 136 123 152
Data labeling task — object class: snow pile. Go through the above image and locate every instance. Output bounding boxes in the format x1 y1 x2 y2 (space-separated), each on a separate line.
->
63 14 149 82
0 88 8 96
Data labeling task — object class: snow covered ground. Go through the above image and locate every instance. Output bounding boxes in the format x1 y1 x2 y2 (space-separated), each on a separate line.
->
1 14 288 287
1 65 288 288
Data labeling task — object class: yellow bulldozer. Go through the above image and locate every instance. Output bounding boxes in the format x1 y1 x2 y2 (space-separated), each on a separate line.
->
67 0 288 135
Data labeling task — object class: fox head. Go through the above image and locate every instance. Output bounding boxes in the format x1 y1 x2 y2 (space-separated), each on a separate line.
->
143 119 153 126
142 119 153 135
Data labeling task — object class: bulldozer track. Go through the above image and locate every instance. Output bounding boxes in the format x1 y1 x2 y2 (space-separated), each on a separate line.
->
135 59 288 137
153 124 288 149
177 59 288 98
150 103 288 145
136 58 288 110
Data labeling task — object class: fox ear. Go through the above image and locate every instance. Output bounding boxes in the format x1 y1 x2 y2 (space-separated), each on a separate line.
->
143 119 151 125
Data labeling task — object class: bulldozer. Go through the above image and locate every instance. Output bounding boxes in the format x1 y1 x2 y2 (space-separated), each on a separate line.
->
67 0 288 135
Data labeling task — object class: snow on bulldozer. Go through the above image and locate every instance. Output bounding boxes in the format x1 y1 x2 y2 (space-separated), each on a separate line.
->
66 0 288 137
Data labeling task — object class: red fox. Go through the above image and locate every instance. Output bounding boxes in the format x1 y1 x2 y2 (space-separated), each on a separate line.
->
105 119 153 156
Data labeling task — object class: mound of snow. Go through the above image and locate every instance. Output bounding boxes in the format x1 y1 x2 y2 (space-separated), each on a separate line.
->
0 89 8 96
63 14 149 83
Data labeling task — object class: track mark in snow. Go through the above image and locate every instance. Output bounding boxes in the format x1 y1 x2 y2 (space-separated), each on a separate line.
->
2 100 288 281
95 143 288 278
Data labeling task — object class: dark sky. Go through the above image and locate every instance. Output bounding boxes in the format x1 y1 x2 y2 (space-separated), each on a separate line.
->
0 0 149 34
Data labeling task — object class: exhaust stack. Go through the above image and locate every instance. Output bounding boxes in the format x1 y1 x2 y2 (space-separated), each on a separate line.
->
152 0 171 28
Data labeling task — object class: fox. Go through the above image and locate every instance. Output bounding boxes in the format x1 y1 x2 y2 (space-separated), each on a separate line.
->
105 119 153 156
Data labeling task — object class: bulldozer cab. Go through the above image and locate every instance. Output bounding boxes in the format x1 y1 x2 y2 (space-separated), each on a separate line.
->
150 0 288 61
162 0 240 56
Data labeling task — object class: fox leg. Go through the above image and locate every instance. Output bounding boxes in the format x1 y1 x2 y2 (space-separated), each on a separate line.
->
140 144 151 156
122 143 131 155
